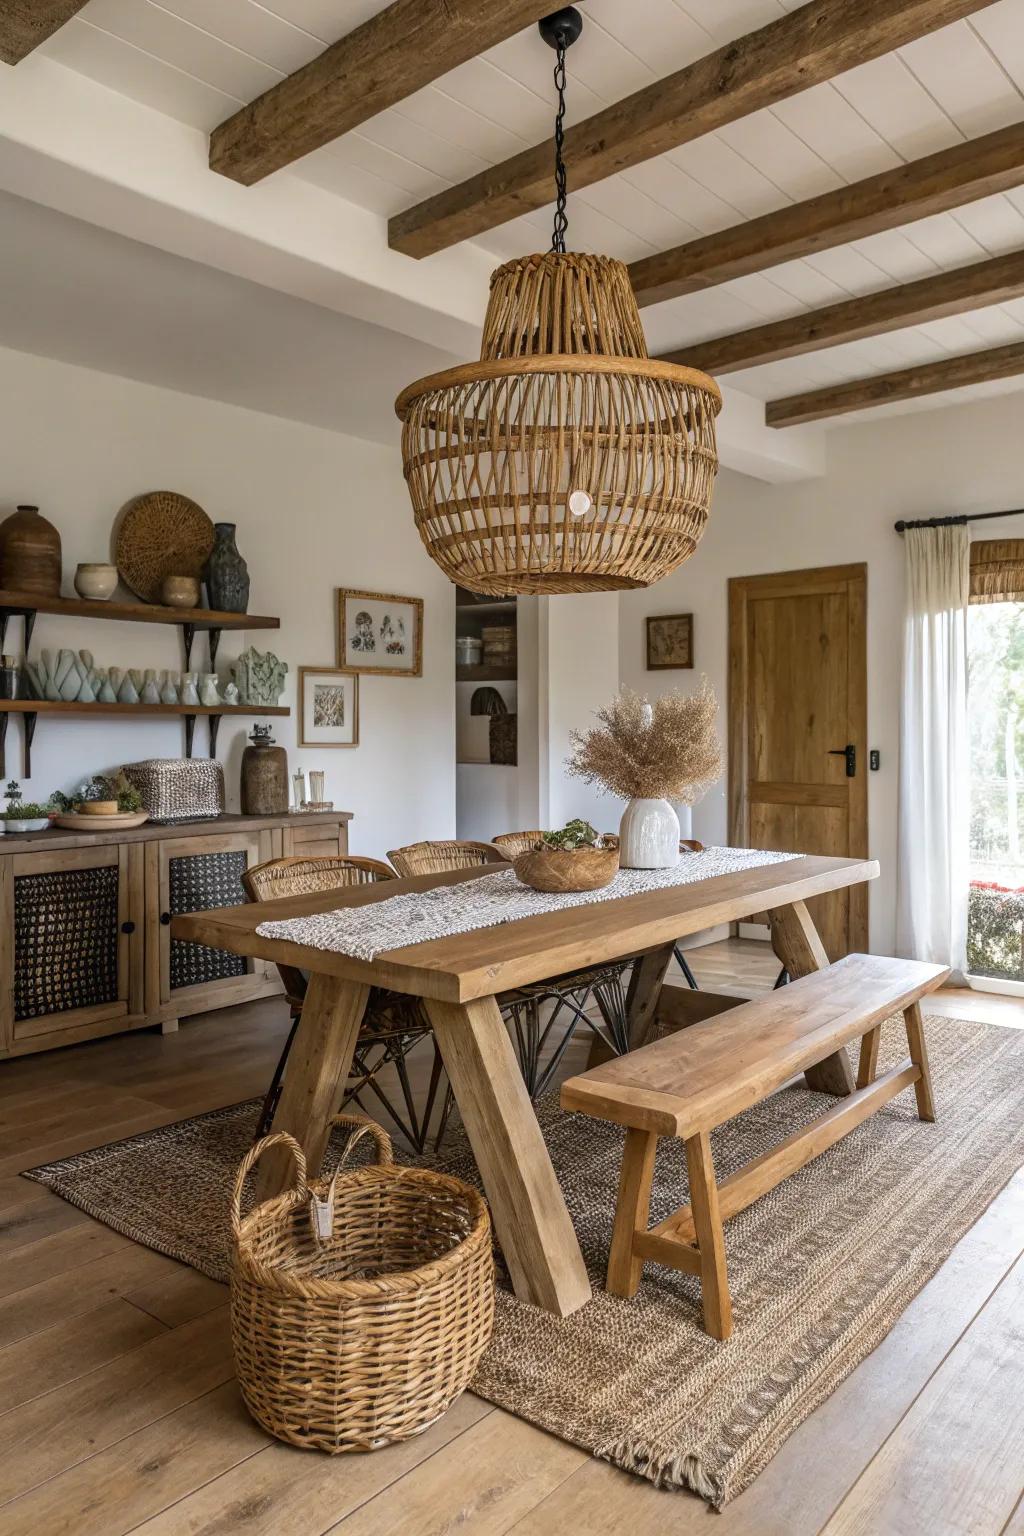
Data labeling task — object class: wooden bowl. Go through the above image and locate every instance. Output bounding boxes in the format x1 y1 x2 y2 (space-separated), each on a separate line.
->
513 844 619 894
76 800 119 816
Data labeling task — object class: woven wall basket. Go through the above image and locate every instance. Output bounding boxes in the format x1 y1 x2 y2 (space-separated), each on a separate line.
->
395 252 721 596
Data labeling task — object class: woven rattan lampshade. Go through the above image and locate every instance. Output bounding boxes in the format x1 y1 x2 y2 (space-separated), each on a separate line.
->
395 252 721 596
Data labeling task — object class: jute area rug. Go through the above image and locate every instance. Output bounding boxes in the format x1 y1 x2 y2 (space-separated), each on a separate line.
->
24 1014 1024 1508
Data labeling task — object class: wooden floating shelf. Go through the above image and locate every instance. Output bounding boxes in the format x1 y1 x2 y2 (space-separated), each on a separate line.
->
0 590 280 632
0 701 290 778
456 664 517 683
0 702 289 717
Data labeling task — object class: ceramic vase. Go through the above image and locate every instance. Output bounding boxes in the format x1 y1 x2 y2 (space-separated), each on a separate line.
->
160 672 179 705
241 726 289 815
199 673 220 706
140 670 162 704
618 798 680 869
180 672 200 706
0 505 61 596
205 522 249 613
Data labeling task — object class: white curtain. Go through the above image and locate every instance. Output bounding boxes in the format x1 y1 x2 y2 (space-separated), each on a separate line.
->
895 524 970 975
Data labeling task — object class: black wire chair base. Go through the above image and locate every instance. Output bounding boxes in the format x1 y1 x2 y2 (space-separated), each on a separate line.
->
500 962 632 1102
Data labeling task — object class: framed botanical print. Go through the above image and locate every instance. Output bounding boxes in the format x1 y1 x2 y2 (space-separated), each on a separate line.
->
299 668 359 747
336 588 423 676
646 612 693 670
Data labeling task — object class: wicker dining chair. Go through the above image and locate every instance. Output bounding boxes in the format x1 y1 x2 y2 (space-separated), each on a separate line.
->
242 854 445 1150
386 839 509 877
491 829 545 859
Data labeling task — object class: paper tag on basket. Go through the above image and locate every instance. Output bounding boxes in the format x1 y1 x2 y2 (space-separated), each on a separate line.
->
310 1192 335 1242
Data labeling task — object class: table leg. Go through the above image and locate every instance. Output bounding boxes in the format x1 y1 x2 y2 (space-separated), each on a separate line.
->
767 900 855 1096
625 942 676 1050
425 995 592 1317
256 972 370 1201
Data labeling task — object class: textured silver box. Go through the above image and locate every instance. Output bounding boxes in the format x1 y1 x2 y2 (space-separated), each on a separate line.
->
122 758 225 821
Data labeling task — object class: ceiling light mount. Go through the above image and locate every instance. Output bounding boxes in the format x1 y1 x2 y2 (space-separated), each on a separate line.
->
538 7 583 52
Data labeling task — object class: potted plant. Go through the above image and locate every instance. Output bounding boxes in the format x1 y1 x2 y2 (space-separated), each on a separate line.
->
512 819 619 893
567 682 722 869
2 794 53 833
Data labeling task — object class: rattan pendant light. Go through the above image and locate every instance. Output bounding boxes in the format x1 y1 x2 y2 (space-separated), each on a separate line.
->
395 9 721 597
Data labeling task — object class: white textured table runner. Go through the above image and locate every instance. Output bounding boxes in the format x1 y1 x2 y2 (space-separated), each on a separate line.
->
255 846 797 963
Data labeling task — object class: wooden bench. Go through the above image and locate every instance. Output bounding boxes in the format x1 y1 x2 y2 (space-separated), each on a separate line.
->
560 953 949 1340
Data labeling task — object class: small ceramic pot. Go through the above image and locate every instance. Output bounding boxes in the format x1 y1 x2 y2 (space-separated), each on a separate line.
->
161 574 201 609
2 817 51 834
74 563 117 601
618 798 680 869
77 800 119 816
514 844 619 893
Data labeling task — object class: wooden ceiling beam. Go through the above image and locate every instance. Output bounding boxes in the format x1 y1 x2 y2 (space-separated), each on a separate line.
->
630 120 1024 308
669 249 1024 375
389 0 998 259
766 341 1024 426
0 0 88 65
210 0 562 187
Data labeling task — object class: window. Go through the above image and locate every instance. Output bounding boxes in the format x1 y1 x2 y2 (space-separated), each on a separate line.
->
967 600 1024 983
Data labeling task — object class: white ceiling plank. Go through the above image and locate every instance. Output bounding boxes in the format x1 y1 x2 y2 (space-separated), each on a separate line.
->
357 112 492 183
40 18 240 129
479 29 610 121
621 156 746 233
441 53 601 146
293 148 407 216
898 19 1024 137
801 245 898 296
674 0 784 43
831 53 963 161
914 312 1002 351
757 257 854 306
954 303 1024 344
718 271 811 321
643 285 774 348
848 228 944 283
579 175 698 250
329 133 452 201
583 0 711 73
669 136 791 220
77 0 282 100
970 0 1024 95
148 0 323 74
950 192 1024 254
715 112 844 202
897 209 990 268
250 0 388 44
387 86 528 163
769 83 903 182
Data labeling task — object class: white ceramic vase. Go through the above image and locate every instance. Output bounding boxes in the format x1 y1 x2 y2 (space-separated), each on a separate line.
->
618 797 680 869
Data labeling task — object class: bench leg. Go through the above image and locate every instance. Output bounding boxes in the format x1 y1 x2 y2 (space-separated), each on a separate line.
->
904 1001 936 1122
685 1130 733 1341
607 1128 658 1298
857 1026 881 1088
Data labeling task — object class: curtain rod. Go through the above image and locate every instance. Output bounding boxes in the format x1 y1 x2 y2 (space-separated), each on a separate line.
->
894 509 1024 533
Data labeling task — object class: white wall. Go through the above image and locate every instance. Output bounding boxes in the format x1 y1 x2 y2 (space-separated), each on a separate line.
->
541 593 622 834
621 393 1024 953
0 345 455 860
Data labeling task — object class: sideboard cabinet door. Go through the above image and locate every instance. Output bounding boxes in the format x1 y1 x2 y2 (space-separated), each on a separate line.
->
145 830 276 1019
0 843 144 1054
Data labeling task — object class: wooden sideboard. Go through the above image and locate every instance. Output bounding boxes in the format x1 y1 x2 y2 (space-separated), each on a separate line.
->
0 811 352 1057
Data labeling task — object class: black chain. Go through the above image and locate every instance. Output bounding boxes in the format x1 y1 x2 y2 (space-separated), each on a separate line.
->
550 39 568 253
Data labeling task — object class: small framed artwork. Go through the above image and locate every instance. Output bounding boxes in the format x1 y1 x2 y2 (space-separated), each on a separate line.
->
299 668 359 747
337 588 423 677
646 612 693 670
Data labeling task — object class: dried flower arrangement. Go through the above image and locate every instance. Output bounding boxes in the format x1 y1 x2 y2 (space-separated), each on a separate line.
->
567 680 722 803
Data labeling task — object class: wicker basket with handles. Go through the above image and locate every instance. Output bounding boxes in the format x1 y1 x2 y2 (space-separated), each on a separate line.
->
230 1115 495 1453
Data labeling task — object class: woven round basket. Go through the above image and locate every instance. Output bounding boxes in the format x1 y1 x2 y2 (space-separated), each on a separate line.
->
513 843 619 893
230 1116 494 1454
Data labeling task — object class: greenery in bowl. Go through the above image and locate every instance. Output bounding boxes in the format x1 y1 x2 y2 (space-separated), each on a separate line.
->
3 802 52 820
539 819 603 851
50 771 143 815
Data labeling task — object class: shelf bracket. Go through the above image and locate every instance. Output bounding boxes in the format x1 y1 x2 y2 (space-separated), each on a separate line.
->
0 604 36 656
208 628 222 670
22 711 37 778
181 623 196 671
208 713 222 757
23 610 36 654
0 712 6 778
184 713 196 758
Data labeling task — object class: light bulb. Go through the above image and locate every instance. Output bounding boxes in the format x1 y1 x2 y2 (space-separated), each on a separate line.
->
568 488 594 520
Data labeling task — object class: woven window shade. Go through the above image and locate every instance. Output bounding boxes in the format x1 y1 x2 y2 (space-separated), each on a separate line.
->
969 539 1024 603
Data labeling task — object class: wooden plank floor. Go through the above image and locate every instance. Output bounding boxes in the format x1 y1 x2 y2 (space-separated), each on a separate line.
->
0 938 1020 1535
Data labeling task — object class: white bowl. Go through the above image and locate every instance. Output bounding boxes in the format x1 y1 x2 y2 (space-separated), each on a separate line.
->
2 817 51 833
74 563 118 601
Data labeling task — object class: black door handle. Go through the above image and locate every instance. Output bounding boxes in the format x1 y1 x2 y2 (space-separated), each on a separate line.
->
829 744 856 777
121 920 136 935
160 911 172 925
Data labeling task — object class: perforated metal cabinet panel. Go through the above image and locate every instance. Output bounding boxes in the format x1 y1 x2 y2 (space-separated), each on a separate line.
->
168 848 247 992
13 864 120 1021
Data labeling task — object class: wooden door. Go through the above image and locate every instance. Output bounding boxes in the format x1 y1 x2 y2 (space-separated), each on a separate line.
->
0 842 144 1055
729 564 868 959
146 829 275 1019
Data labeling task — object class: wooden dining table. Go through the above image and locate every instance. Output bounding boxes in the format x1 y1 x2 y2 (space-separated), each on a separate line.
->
173 850 878 1317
